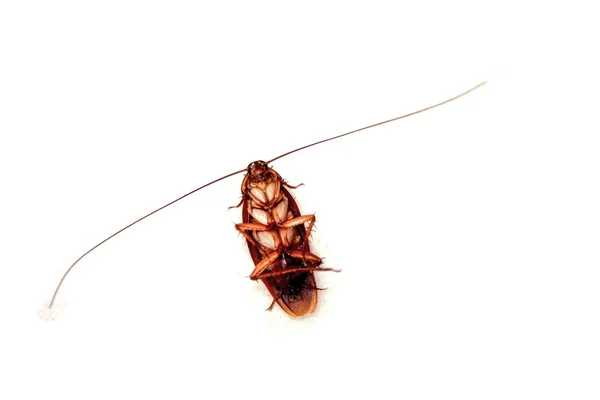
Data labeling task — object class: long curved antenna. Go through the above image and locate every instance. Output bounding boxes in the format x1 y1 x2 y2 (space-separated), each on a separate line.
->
48 80 487 309
267 81 487 164
48 167 246 308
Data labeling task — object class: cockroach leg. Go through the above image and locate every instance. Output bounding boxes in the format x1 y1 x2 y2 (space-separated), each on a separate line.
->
281 214 315 230
283 181 304 189
228 197 245 210
266 298 278 312
235 222 272 232
256 266 340 280
249 251 281 279
281 214 316 260
287 250 322 263
235 220 283 247
234 224 262 248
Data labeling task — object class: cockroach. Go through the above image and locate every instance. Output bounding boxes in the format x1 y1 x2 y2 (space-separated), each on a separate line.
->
45 81 487 317
235 160 337 316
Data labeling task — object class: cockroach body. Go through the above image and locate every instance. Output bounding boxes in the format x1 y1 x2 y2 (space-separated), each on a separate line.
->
236 160 335 317
45 81 487 318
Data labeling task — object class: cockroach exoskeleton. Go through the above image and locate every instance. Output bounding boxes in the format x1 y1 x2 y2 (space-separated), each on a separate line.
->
235 160 338 317
44 81 487 318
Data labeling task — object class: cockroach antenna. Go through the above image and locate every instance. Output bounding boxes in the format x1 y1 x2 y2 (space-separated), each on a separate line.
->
46 80 487 314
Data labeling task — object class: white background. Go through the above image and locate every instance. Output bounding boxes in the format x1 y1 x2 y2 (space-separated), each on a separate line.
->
1 1 599 399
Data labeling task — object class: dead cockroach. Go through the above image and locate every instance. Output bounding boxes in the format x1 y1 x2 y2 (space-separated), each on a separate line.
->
45 81 487 317
235 160 337 316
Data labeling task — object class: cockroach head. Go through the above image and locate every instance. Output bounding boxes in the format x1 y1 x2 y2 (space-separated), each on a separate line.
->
247 160 270 181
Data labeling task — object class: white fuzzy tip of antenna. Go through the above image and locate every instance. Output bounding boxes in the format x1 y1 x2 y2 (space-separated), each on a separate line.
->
37 300 62 321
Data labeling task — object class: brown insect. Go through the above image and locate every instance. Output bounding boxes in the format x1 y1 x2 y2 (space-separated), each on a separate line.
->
235 160 338 316
46 81 486 317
